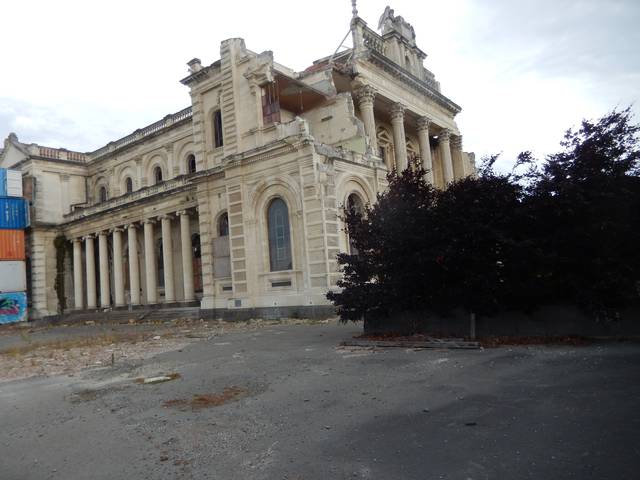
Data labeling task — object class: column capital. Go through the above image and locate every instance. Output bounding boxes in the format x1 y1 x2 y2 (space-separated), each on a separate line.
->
82 234 95 241
142 218 156 225
73 237 83 244
354 85 376 106
97 230 109 237
176 209 191 217
439 129 451 142
451 135 463 150
390 102 405 121
111 226 124 233
417 116 432 132
125 222 139 230
159 213 174 221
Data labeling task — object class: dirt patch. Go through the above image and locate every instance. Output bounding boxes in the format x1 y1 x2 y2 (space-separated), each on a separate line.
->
163 386 249 410
0 332 149 356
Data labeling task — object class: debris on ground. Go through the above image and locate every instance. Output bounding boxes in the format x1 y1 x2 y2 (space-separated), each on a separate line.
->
341 338 481 350
136 373 181 384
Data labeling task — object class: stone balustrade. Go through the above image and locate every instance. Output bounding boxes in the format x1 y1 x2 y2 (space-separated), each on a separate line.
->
88 107 193 160
64 175 195 221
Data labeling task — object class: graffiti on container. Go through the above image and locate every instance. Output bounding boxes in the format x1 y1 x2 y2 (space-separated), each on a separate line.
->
0 292 27 324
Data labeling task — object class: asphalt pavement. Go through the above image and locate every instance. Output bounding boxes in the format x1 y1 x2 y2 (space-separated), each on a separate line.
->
1 321 638 479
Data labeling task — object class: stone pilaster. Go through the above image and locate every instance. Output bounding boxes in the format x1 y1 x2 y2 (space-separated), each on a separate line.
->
390 103 408 171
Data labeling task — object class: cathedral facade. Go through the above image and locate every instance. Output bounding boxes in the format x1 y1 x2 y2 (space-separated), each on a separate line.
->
0 7 474 320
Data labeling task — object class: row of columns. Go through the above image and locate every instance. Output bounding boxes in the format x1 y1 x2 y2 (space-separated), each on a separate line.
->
72 210 196 310
354 84 458 185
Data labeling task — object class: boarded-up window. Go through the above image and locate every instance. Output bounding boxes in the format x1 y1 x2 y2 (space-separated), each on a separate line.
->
261 83 281 125
213 110 224 148
213 235 231 278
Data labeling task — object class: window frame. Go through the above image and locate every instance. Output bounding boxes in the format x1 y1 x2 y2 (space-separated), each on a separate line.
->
213 110 224 148
186 154 196 174
153 166 163 185
267 197 293 272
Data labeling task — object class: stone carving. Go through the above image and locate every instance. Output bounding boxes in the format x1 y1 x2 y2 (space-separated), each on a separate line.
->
355 85 376 106
390 102 405 121
417 116 431 132
377 6 416 45
439 129 451 142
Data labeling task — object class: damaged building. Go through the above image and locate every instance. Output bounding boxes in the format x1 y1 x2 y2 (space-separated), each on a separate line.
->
0 6 475 321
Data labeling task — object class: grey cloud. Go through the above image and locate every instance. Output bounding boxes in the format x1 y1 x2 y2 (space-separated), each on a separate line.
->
467 0 640 79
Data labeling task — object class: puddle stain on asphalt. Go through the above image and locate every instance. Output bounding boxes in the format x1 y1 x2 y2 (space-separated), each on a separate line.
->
163 386 250 411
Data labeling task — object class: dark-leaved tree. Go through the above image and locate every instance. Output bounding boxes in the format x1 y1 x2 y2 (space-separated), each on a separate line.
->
524 107 640 314
328 108 640 331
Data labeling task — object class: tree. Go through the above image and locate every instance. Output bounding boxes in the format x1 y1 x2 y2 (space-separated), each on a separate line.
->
523 107 640 314
328 108 640 329
328 160 529 330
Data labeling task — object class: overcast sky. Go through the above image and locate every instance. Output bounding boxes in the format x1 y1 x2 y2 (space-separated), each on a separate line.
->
1 0 638 171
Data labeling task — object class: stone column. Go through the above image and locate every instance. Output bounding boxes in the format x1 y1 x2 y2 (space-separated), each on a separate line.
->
84 235 97 309
439 129 454 185
417 116 434 185
73 238 84 310
354 85 378 154
178 210 195 302
143 219 158 304
98 231 110 308
451 135 464 180
112 228 125 307
390 103 408 171
127 224 141 306
160 215 175 303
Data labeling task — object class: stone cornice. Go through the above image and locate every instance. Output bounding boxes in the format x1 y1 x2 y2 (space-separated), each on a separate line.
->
180 61 221 87
366 51 461 114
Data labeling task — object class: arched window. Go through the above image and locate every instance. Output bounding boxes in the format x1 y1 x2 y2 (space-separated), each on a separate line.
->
125 177 133 194
98 186 108 203
267 198 292 271
218 213 229 237
187 154 196 174
153 166 163 184
347 193 364 255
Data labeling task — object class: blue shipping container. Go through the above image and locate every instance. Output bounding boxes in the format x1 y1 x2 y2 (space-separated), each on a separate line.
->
0 292 28 324
0 197 29 229
0 169 5 196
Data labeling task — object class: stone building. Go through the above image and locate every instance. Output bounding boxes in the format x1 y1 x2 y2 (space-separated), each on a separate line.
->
0 6 474 321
